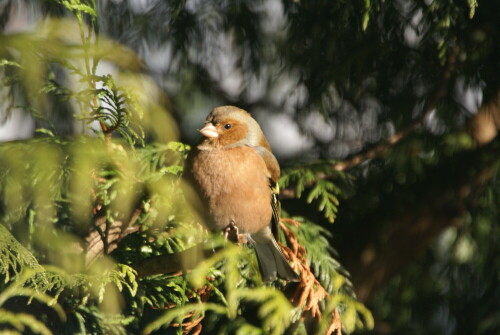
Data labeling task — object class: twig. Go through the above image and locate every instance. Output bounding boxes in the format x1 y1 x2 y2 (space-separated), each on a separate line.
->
85 207 142 266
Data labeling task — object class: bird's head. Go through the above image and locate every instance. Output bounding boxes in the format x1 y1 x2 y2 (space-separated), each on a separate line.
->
199 106 271 149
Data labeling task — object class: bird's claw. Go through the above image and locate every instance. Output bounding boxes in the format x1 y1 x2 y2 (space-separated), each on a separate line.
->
223 221 238 243
223 221 247 244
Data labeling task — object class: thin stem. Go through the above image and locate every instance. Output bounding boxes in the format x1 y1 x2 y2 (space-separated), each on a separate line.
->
76 5 109 137
90 0 100 75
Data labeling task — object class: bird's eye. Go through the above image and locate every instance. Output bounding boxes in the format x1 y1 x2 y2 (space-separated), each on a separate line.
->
224 123 232 129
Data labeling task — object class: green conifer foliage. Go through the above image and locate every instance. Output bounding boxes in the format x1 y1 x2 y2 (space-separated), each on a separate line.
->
0 1 371 334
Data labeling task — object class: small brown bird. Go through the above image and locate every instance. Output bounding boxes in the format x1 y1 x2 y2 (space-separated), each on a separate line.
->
190 106 298 282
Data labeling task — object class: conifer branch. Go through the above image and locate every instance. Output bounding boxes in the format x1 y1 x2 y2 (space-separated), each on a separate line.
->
133 245 217 278
133 218 367 334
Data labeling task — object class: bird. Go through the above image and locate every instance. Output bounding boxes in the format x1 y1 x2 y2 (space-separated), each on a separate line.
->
189 105 299 282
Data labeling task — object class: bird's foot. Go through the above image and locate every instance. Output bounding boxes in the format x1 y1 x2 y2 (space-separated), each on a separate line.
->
223 221 239 243
223 221 247 244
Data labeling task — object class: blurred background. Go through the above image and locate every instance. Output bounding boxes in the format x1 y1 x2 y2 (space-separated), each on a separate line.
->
1 0 499 334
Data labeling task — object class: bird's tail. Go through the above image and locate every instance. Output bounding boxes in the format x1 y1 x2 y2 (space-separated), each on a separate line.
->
248 228 299 282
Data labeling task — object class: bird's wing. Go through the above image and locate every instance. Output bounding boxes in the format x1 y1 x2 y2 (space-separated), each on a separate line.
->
270 186 281 239
254 146 280 182
254 146 281 239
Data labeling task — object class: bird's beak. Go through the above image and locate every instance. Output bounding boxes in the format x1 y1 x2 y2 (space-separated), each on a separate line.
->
199 123 219 138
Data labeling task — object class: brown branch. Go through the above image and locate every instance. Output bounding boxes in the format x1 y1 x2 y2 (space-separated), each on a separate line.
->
333 45 460 172
326 309 342 335
85 207 142 266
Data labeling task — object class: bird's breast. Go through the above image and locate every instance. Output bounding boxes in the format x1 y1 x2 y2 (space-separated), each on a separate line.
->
191 146 273 234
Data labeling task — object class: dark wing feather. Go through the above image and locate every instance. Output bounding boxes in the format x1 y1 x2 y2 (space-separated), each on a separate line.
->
270 179 281 239
254 146 282 240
